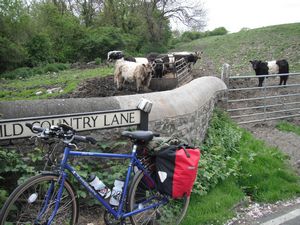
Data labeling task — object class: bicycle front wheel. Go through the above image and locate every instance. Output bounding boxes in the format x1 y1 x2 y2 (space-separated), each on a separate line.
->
0 173 78 225
128 171 190 225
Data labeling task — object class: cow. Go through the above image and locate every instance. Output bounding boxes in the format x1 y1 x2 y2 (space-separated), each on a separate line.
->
107 51 124 61
250 60 289 87
114 59 153 92
172 51 202 71
107 51 149 64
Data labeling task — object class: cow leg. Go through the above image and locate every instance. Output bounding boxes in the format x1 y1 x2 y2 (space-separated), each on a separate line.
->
279 76 283 85
258 77 264 87
136 78 142 92
117 76 124 90
284 76 288 85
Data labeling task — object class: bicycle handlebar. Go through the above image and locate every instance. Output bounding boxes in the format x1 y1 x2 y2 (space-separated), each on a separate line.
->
73 135 97 145
25 123 97 145
26 123 44 133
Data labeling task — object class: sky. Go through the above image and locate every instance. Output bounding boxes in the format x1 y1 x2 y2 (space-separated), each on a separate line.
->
202 0 300 33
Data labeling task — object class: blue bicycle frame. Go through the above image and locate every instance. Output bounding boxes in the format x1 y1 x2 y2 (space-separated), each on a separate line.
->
42 143 168 224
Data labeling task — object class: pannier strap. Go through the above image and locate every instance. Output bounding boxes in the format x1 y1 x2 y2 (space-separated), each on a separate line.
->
177 144 192 158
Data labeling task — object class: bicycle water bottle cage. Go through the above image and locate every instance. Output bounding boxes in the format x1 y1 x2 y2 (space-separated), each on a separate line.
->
122 131 154 144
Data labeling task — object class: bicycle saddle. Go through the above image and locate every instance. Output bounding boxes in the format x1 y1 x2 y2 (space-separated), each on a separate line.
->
121 130 154 142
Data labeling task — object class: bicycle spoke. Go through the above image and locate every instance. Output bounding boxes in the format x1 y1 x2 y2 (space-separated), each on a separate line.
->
0 174 78 225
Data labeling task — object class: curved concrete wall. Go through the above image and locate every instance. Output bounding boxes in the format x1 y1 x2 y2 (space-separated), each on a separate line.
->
0 76 227 144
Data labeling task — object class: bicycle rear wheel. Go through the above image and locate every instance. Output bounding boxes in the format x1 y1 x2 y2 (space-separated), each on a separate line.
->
127 171 190 225
0 173 78 225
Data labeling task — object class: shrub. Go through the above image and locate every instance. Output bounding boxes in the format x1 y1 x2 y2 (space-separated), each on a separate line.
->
0 63 70 80
0 37 28 73
1 67 33 79
25 33 54 67
95 57 101 65
0 148 36 206
208 27 228 36
43 64 60 73
51 63 70 71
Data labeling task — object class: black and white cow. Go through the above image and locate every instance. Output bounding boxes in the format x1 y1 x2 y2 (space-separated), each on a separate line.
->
250 60 289 87
172 51 202 65
146 53 175 78
107 51 149 64
107 50 124 61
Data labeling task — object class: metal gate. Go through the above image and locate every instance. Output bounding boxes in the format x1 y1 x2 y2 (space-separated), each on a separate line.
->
222 65 300 124
149 58 193 91
175 58 193 85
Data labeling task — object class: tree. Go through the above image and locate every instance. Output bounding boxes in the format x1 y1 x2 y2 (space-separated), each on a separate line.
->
0 0 32 71
153 0 207 31
58 0 104 26
30 1 84 62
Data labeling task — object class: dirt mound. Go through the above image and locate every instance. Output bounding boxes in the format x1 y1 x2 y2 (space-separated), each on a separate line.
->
61 75 154 98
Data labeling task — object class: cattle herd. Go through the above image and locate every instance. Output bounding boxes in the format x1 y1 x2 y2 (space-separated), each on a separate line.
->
107 50 202 92
107 50 290 91
249 59 289 87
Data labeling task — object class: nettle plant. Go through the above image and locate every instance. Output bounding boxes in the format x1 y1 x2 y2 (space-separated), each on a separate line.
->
193 109 242 195
0 147 45 206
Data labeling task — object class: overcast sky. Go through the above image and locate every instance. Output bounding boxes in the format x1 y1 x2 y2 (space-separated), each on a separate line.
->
203 0 300 32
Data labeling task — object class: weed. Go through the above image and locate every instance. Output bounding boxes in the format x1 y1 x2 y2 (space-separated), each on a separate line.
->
276 121 300 136
186 110 300 224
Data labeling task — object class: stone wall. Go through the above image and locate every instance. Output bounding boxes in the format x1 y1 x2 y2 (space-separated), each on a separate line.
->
0 76 227 146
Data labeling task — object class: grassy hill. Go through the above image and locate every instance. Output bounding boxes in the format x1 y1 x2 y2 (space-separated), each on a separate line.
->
174 23 300 76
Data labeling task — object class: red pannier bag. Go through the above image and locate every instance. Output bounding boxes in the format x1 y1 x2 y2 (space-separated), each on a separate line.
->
155 144 200 198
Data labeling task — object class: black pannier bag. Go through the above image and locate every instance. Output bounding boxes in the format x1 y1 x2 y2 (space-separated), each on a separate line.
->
155 144 200 198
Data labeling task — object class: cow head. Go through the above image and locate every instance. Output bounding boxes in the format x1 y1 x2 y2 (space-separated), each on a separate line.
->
249 60 262 70
107 51 124 62
141 63 153 87
195 51 203 59
143 63 154 76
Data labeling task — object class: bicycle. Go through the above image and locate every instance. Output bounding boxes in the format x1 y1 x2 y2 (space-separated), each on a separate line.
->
0 123 190 225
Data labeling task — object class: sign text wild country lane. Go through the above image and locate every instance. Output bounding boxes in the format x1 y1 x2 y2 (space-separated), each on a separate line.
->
0 110 141 140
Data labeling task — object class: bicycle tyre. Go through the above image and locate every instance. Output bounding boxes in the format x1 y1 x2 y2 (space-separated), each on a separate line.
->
127 171 190 225
0 173 79 225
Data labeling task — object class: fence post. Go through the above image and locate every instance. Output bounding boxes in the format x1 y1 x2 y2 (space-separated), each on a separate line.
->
221 63 230 111
263 75 267 122
221 63 230 85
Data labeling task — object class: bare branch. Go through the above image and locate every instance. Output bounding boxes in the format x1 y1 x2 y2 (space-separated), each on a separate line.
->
155 0 207 31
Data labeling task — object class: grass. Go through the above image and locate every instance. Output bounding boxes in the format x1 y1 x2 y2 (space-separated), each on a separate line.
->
182 178 245 225
182 112 300 225
276 121 300 136
237 130 300 203
0 67 113 101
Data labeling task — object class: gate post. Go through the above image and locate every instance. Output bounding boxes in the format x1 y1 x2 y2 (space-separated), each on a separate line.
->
221 63 230 111
136 98 153 130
